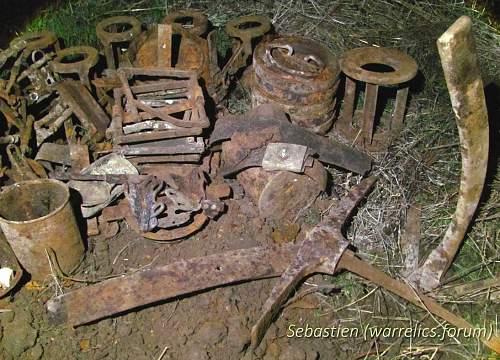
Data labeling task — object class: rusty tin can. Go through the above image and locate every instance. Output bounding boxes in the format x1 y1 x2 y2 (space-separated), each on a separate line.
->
0 179 84 281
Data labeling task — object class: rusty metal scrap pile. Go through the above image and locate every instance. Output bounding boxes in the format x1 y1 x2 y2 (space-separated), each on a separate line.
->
0 10 498 353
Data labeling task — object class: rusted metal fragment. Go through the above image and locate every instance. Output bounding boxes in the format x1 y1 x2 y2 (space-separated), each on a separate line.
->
46 244 297 326
401 204 421 276
335 47 418 151
156 24 172 67
112 137 205 156
0 135 19 145
211 104 372 175
81 153 138 176
34 102 72 146
5 144 46 182
56 80 110 142
255 160 327 223
0 230 23 298
125 176 164 232
128 154 201 165
410 16 489 291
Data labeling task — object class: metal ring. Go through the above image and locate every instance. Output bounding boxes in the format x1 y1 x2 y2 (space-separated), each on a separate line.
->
52 46 99 75
164 9 209 37
12 31 58 52
265 43 325 78
96 16 142 44
340 47 418 85
225 15 271 40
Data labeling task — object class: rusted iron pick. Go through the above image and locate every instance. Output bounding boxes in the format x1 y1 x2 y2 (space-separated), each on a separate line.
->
251 177 376 348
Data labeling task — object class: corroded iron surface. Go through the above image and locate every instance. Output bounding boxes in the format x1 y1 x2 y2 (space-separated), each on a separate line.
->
251 36 340 134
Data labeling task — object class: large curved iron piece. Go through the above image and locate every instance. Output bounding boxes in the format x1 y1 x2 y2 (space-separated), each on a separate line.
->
411 16 489 291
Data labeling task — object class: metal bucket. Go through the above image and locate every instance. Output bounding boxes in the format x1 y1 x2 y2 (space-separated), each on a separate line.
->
0 179 84 281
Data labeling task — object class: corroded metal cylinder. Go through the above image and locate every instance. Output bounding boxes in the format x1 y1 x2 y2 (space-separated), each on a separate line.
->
0 179 84 281
251 36 341 134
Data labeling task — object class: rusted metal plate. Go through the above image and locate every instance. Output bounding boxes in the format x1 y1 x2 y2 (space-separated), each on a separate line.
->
410 16 489 291
256 159 327 223
211 104 372 175
56 80 110 141
112 137 205 156
35 143 71 166
340 47 417 85
261 143 308 172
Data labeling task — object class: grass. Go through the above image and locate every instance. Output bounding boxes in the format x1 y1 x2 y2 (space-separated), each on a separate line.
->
20 0 500 358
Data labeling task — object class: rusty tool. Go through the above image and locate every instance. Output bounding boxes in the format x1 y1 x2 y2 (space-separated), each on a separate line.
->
45 178 499 353
125 175 164 232
335 47 417 151
409 16 489 291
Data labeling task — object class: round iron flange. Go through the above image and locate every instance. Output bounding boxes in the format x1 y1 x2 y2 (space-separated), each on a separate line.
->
96 16 142 44
11 30 59 52
164 9 209 37
52 46 99 86
226 15 271 40
340 47 418 86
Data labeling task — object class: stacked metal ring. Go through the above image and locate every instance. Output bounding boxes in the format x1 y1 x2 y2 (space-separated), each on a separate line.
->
251 36 340 134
